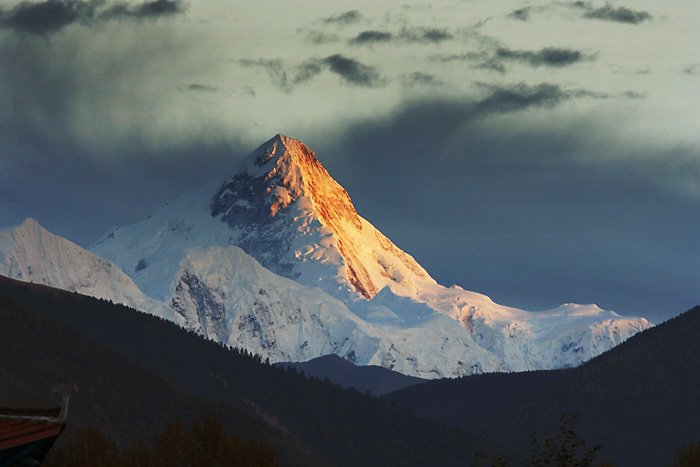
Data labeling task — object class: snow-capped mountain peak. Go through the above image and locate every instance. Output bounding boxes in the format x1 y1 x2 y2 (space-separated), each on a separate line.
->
88 135 653 377
218 133 362 238
210 134 434 300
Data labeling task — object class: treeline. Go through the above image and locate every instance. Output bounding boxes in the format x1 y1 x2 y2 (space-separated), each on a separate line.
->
43 413 700 467
45 417 278 467
474 415 700 467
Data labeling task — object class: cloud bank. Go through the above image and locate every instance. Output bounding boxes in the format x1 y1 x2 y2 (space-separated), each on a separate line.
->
0 0 186 35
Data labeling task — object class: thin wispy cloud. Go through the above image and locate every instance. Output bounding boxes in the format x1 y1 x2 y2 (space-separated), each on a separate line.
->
348 26 453 46
322 10 362 26
401 72 443 88
508 7 533 21
495 47 592 67
349 30 393 45
400 26 452 43
303 29 340 44
240 55 388 91
474 82 589 113
682 64 700 75
178 83 217 93
431 46 593 73
572 2 653 24
507 2 653 25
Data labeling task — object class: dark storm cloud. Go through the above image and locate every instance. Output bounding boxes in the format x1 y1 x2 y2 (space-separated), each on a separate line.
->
0 0 98 34
571 2 652 24
240 55 387 90
0 5 239 246
322 10 362 25
348 27 453 46
313 93 700 322
0 0 186 35
0 22 242 245
0 40 243 244
100 0 187 20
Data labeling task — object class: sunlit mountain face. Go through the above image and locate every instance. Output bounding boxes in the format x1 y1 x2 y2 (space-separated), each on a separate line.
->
0 135 650 378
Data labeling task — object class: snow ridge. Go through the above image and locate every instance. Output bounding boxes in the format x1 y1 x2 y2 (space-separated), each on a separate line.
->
0 219 179 323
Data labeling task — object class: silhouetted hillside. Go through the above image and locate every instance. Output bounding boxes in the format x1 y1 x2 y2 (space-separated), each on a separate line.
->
386 306 700 466
275 354 426 396
0 275 475 466
0 283 317 465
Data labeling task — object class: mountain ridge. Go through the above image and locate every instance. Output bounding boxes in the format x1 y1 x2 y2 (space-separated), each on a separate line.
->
0 274 476 466
384 305 700 466
274 354 426 396
1 134 653 378
0 218 179 323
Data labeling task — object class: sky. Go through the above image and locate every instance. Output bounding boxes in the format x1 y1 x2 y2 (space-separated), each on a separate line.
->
0 0 698 322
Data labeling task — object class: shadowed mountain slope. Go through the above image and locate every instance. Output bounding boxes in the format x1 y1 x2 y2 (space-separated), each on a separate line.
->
385 306 700 466
275 354 426 396
0 275 475 466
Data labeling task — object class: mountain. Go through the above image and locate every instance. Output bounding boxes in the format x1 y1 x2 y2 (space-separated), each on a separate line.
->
275 354 426 396
92 134 434 303
0 217 500 378
0 218 178 323
385 306 700 466
0 275 476 466
90 134 651 376
167 245 500 377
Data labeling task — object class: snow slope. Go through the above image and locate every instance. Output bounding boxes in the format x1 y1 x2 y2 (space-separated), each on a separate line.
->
168 246 500 377
90 134 652 376
0 218 180 323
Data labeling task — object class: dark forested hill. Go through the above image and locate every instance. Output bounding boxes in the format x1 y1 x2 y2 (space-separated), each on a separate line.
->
385 306 700 466
0 275 475 466
275 354 426 396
